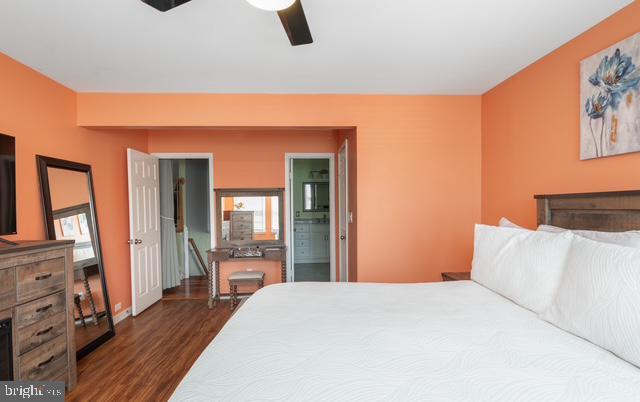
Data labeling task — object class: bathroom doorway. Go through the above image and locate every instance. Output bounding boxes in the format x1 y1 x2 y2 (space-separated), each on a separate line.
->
285 154 336 282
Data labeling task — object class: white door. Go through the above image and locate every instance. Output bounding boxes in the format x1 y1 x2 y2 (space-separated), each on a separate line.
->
338 141 349 282
127 149 162 316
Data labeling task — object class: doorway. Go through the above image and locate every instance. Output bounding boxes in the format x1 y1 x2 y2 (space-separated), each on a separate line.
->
285 154 336 282
127 150 215 316
156 155 214 300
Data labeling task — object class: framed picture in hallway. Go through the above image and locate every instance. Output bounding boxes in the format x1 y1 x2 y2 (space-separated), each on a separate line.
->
580 32 640 160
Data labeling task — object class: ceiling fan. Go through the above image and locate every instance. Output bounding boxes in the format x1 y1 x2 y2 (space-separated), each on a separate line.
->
141 0 313 46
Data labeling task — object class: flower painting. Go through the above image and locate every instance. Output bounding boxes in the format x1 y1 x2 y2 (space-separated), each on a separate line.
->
581 33 640 160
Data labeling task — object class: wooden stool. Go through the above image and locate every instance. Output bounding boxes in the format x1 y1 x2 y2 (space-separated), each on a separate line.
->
228 271 265 310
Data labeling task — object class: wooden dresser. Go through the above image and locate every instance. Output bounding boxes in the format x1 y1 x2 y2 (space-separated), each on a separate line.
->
0 240 76 390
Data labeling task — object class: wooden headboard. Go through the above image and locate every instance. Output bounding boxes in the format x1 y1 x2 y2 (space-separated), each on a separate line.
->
535 190 640 232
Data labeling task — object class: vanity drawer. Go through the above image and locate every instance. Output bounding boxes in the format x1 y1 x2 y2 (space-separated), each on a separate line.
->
295 247 311 257
16 292 66 329
17 258 65 302
294 224 309 233
18 312 67 355
0 267 16 310
19 334 67 381
295 239 309 247
263 248 284 261
310 224 329 233
294 232 309 240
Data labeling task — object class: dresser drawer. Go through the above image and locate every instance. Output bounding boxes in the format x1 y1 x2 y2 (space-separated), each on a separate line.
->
19 334 67 381
231 213 253 223
232 222 252 231
294 232 309 240
295 239 309 247
18 312 66 355
0 267 16 310
231 229 252 237
16 292 66 329
294 224 309 233
17 258 65 302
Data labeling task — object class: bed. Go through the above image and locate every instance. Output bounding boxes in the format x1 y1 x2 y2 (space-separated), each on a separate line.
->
171 191 640 401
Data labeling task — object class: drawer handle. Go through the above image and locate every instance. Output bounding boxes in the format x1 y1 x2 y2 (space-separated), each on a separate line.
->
35 273 52 281
37 355 55 368
36 304 53 313
36 326 54 337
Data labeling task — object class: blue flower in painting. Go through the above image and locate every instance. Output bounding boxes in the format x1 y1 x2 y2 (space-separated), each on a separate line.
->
585 92 610 119
588 48 640 107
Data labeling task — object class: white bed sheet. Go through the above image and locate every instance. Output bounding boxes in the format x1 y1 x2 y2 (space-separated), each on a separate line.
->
171 281 640 401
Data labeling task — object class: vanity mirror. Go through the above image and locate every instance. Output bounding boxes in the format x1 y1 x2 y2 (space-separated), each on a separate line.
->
216 188 285 247
302 182 330 212
36 156 115 359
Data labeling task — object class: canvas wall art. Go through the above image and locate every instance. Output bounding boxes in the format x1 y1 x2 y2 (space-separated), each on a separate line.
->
580 32 640 160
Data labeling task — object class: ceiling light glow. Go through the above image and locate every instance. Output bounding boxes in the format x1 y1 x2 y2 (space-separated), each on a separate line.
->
246 0 296 11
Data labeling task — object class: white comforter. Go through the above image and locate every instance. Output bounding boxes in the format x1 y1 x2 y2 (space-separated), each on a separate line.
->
171 281 640 401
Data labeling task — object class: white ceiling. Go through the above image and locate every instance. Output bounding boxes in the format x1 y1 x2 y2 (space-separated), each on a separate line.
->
0 0 633 94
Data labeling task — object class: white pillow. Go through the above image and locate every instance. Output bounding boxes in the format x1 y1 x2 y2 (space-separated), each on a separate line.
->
540 236 640 368
499 217 524 229
538 224 640 248
471 224 574 313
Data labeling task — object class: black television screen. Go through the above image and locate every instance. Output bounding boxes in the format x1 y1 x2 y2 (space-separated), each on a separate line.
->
0 134 16 235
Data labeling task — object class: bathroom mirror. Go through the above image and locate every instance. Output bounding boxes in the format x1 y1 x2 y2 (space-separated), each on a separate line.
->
216 188 285 247
36 156 115 359
303 182 330 212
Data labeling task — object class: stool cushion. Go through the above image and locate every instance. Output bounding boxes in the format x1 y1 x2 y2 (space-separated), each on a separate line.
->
229 271 265 282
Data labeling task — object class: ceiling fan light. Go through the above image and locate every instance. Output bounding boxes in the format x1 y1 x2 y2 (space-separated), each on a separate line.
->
246 0 296 11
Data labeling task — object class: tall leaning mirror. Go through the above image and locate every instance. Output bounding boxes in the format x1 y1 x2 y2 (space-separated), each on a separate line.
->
36 156 115 359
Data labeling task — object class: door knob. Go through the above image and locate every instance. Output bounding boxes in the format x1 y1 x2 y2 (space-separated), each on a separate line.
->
128 239 143 245
340 235 346 240
135 239 143 245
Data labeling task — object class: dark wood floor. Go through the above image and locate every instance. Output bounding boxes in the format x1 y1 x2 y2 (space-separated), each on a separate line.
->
162 276 209 300
67 299 232 401
75 318 111 351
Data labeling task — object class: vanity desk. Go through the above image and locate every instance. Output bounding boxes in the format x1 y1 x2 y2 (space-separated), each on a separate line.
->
208 188 286 309
207 245 286 308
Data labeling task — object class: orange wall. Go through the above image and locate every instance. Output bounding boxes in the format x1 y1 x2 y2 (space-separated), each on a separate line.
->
9 2 639 315
482 2 640 228
48 167 90 211
148 129 340 291
80 95 483 283
0 52 147 316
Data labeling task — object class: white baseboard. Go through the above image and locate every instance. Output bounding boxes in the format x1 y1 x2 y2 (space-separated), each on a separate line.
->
113 307 132 325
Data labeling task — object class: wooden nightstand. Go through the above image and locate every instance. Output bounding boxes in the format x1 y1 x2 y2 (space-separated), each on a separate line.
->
441 272 471 281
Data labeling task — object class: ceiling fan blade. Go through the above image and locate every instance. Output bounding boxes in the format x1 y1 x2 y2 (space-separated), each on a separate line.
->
141 0 192 12
277 0 313 46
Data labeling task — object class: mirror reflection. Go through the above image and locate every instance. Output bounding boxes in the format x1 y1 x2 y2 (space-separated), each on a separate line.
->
45 166 114 354
220 196 280 242
303 182 329 212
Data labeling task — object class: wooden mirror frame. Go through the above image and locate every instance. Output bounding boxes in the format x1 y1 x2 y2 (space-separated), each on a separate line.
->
215 188 285 248
36 155 115 360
